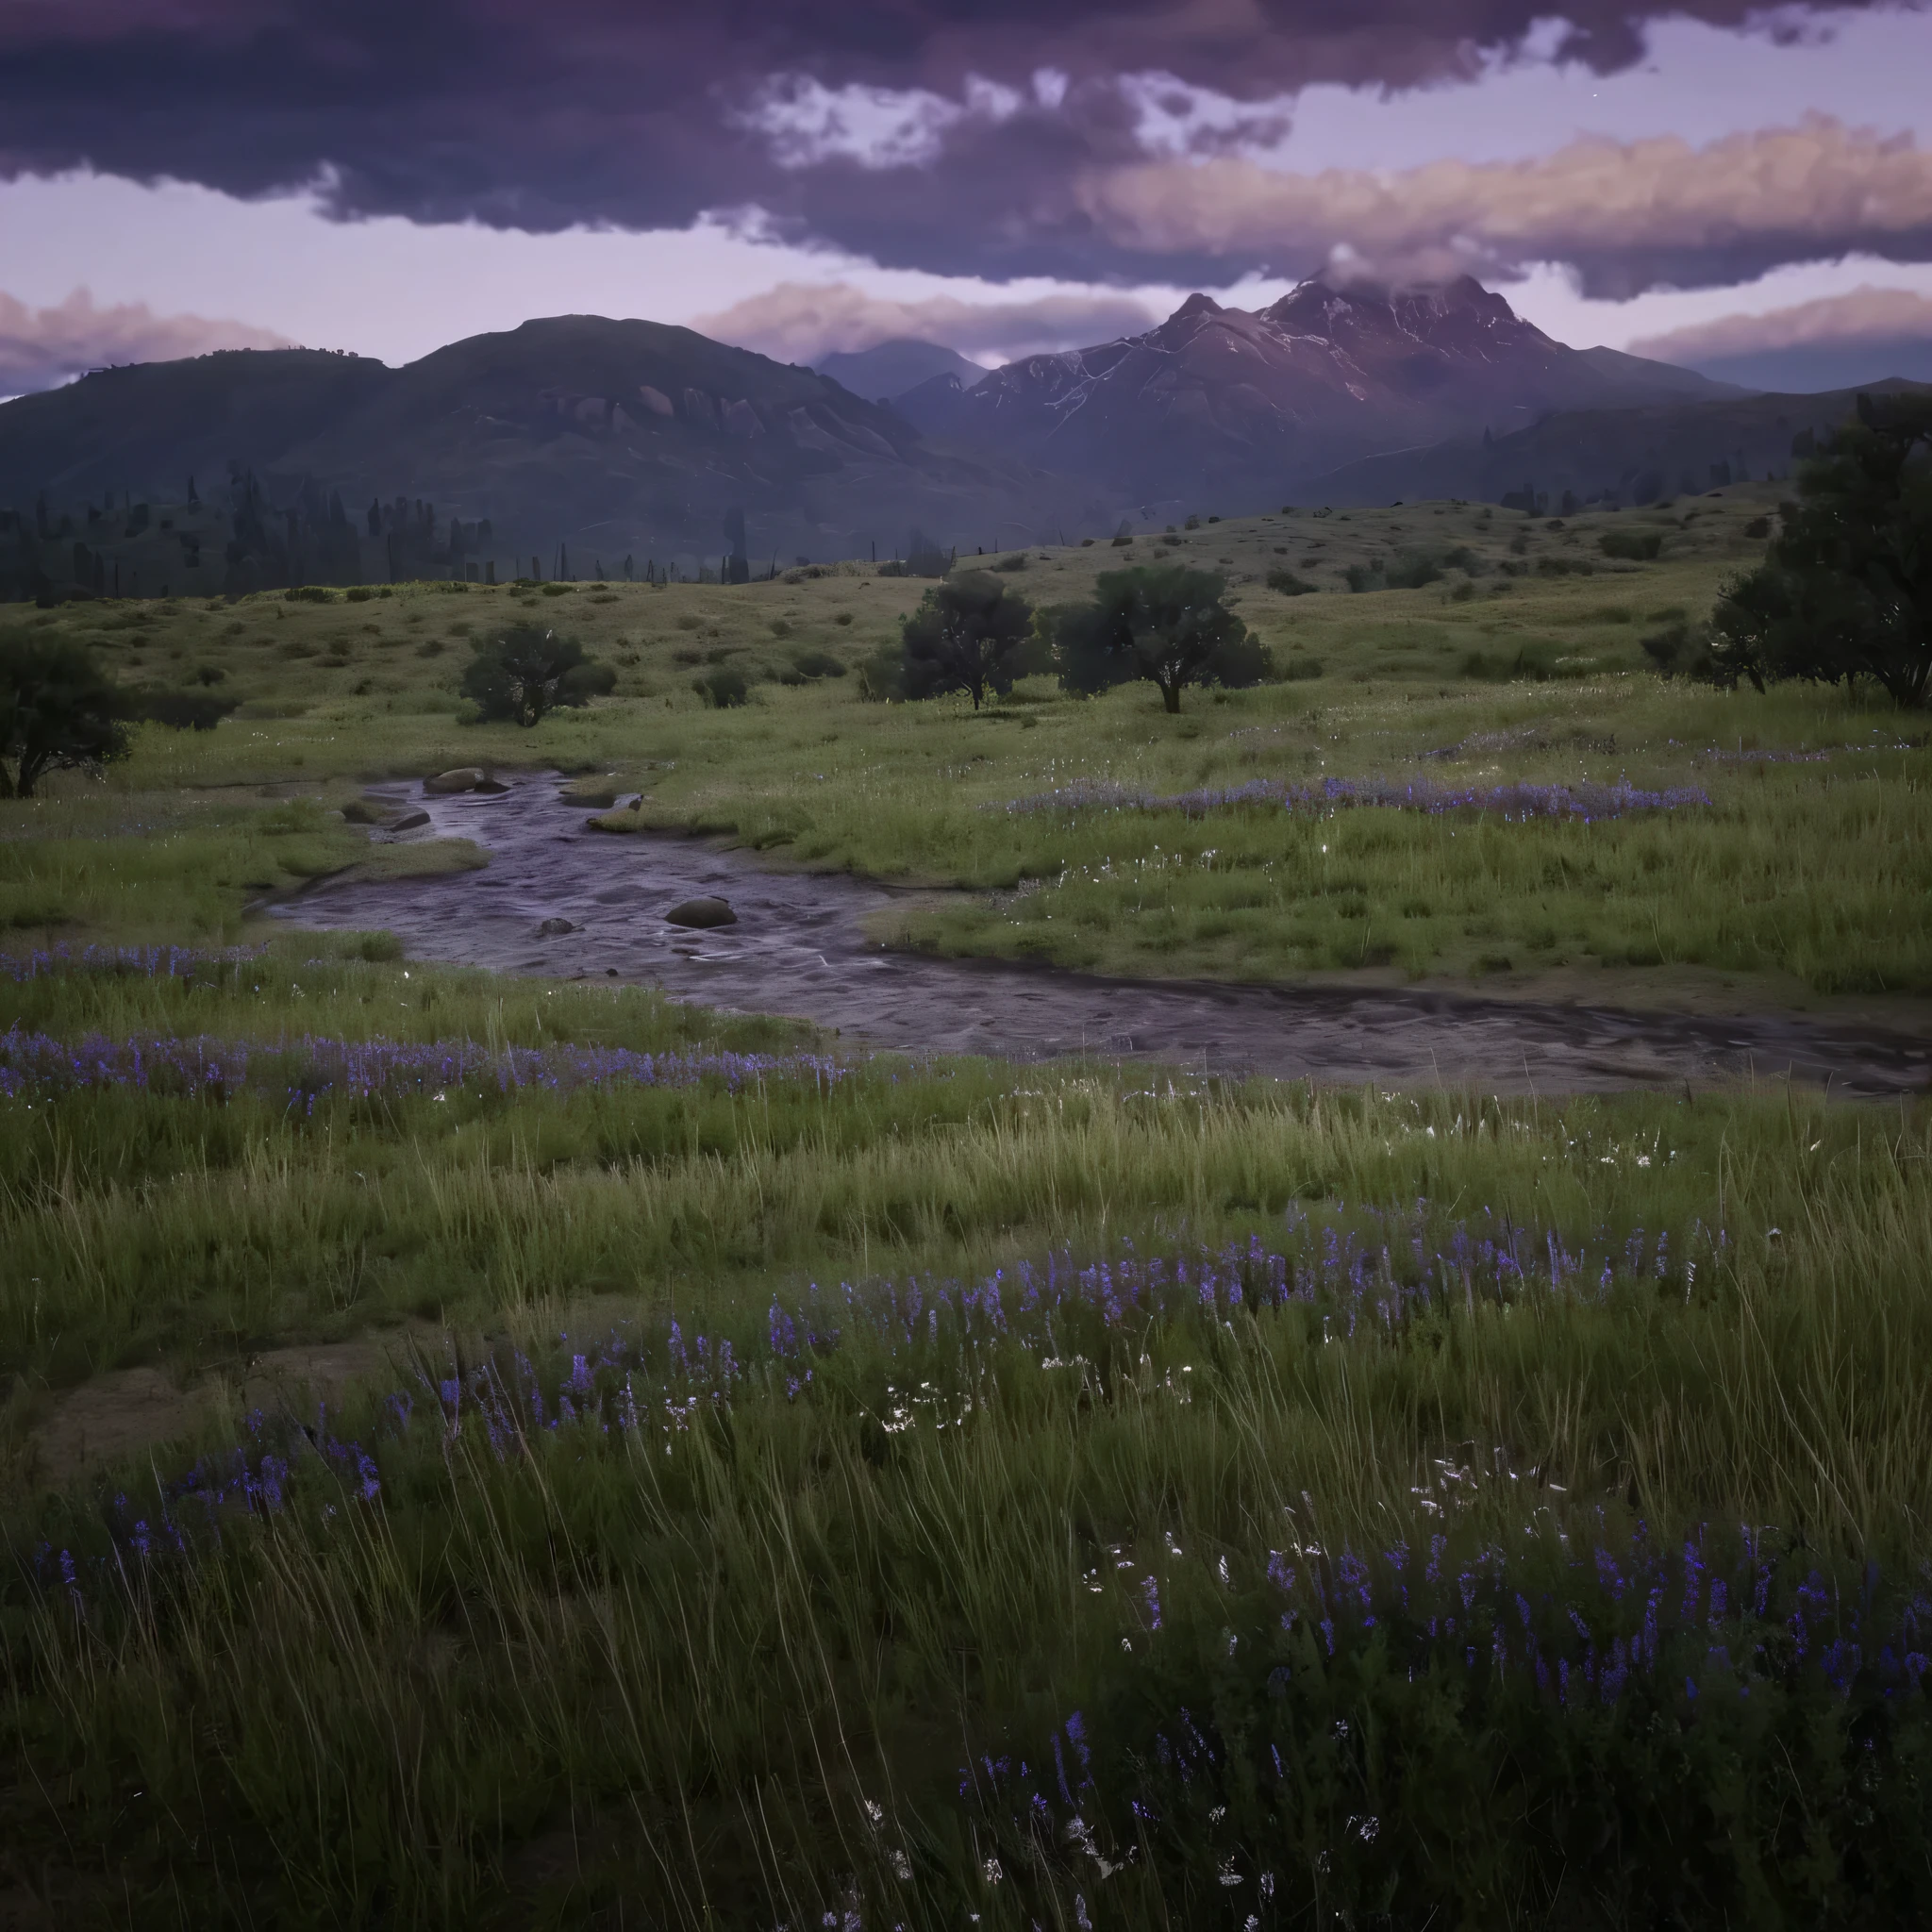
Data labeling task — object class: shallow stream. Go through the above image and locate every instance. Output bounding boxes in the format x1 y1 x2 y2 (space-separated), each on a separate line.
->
275 774 1927 1097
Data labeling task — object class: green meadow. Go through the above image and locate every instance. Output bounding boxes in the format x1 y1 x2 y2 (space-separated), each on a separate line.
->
3 489 1931 1926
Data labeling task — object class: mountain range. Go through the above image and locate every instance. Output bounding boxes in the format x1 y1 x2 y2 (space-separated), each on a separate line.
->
0 319 1087 582
0 276 1917 594
891 276 1741 516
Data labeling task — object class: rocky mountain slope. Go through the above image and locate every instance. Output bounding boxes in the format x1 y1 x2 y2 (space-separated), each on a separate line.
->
896 277 1742 515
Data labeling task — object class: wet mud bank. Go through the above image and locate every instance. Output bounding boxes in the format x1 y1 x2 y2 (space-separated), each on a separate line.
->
275 774 1930 1099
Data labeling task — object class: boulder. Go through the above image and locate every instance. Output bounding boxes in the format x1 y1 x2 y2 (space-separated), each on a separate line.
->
474 776 509 794
537 916 577 936
425 767 486 794
341 798 389 824
387 808 432 831
665 895 737 929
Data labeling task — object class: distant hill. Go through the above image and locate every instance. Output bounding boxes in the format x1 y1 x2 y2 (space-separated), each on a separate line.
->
0 348 391 505
816 338 986 403
894 277 1744 517
1657 342 1932 395
0 318 1094 591
1294 377 1932 510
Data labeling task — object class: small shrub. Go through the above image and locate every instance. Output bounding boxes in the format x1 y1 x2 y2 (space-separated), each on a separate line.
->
344 587 375 603
140 690 239 731
1600 528 1664 560
1281 656 1324 682
856 644 902 702
791 649 846 679
1267 568 1319 596
692 666 749 708
462 625 610 725
284 586 335 603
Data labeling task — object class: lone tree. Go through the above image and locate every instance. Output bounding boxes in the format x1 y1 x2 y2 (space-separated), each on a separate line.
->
1707 391 1932 707
460 625 615 726
1054 563 1271 712
0 632 133 798
900 569 1034 709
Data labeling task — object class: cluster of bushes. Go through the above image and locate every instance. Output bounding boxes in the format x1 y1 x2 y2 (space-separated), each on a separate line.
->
1342 546 1480 593
1600 527 1666 561
881 562 1273 713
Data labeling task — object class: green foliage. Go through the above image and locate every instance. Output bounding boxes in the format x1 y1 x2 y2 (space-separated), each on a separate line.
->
459 625 605 726
899 568 1034 710
1640 620 1718 682
856 641 903 701
0 631 133 799
1266 566 1319 595
1342 546 1478 593
139 689 241 732
1054 563 1269 712
692 664 749 708
1600 527 1665 560
789 648 847 679
1707 391 1932 707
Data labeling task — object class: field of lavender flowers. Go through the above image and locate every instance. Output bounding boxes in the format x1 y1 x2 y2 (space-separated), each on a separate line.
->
2 939 1929 1926
2 510 1930 1925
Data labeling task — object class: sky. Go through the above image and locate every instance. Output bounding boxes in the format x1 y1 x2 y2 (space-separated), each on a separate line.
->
2 1 1931 394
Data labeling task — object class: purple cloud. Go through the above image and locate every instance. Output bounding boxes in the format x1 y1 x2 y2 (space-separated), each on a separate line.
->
0 286 288 394
0 0 1919 291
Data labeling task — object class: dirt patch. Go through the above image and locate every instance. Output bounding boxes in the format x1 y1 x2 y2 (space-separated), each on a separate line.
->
28 1367 216 1488
21 1333 432 1490
274 773 1932 1100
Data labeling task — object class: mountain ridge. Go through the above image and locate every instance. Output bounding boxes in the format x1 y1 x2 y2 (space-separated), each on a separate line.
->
893 275 1745 513
0 317 1092 575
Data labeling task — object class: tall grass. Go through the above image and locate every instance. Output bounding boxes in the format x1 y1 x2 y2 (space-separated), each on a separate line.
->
8 1109 1930 1923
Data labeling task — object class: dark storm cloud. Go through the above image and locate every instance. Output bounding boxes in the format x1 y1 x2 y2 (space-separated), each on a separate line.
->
0 0 1921 289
